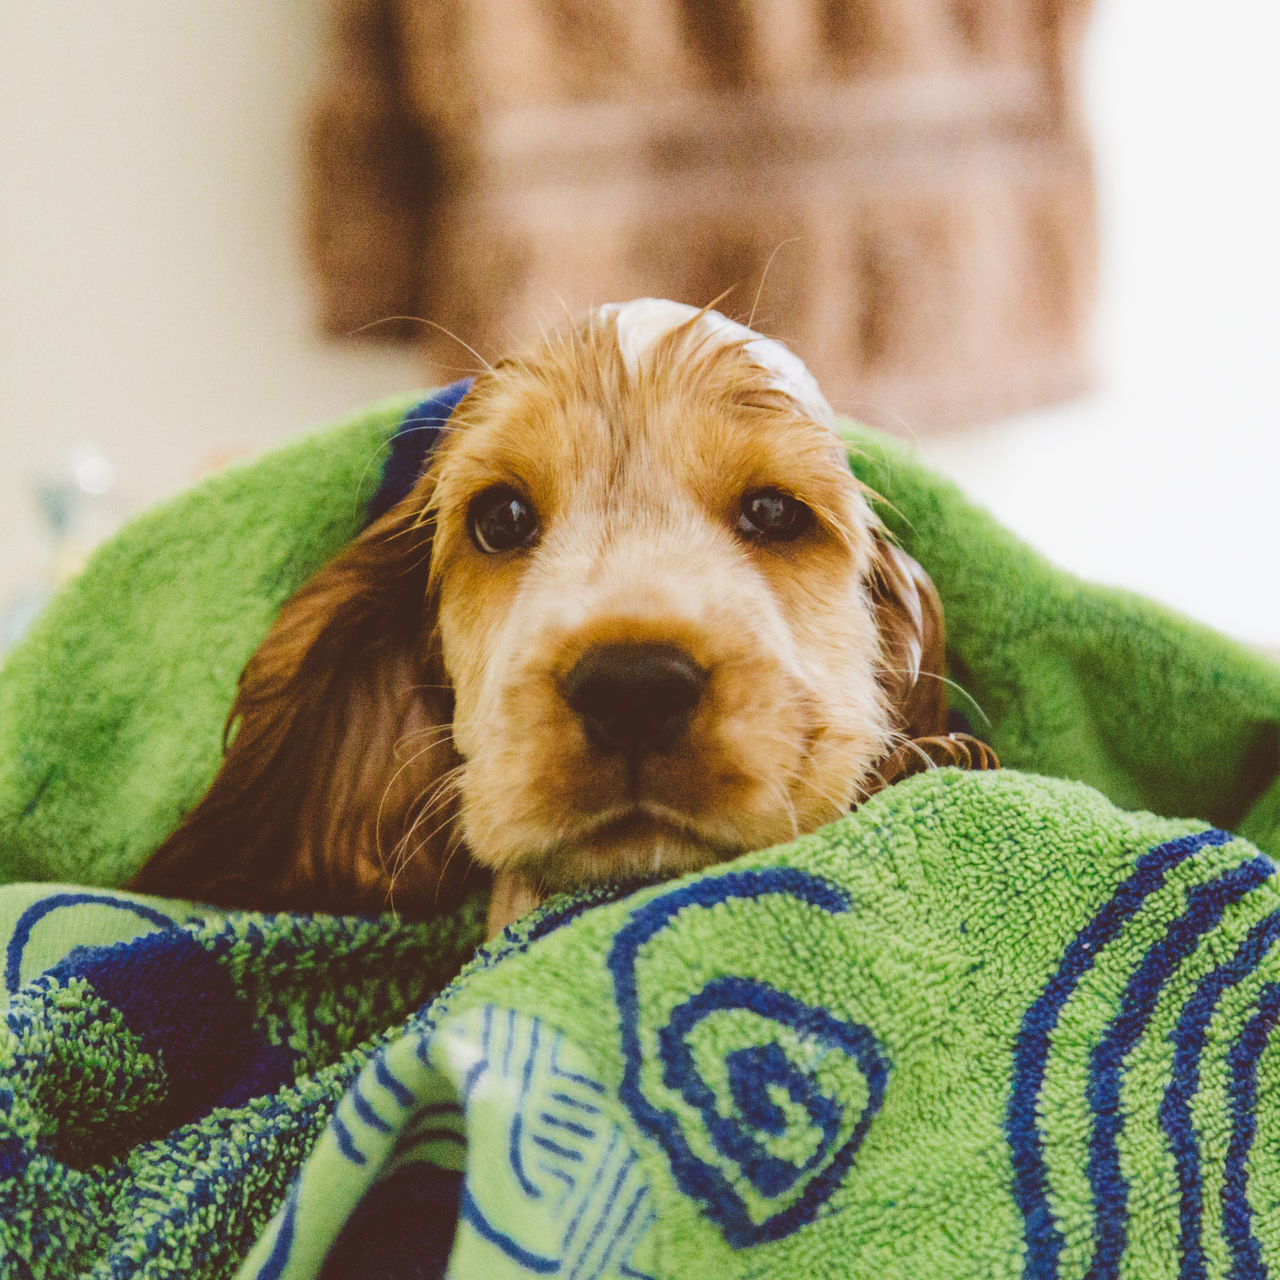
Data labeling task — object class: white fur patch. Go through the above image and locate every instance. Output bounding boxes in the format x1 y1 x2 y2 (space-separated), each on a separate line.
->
596 299 834 426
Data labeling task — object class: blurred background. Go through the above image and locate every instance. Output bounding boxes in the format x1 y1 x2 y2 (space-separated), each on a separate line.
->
2 1 1277 653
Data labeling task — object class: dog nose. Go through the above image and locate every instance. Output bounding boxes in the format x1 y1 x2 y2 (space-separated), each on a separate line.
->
564 643 707 758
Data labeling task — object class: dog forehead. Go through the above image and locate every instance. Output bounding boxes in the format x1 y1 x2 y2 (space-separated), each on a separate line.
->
595 299 834 428
434 301 855 523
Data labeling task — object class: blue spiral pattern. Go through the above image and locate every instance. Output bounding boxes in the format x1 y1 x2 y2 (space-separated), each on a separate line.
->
1007 827 1280 1278
609 868 890 1246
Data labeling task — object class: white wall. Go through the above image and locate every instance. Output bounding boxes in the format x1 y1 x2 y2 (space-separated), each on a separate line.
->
2 3 1278 648
0 3 424 628
919 1 1280 649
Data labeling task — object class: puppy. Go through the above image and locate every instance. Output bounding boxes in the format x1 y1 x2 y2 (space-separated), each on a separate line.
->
131 300 994 935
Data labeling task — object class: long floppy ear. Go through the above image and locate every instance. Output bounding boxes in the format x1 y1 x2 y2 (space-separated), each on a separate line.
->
866 532 998 791
870 534 948 740
130 485 469 916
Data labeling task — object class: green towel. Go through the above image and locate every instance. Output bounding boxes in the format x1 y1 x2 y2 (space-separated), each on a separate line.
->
240 771 1280 1279
2 394 1279 1279
6 778 1280 1278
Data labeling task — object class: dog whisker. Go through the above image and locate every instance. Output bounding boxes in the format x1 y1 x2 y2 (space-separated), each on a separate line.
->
430 825 470 897
852 766 894 807
132 297 992 939
392 794 464 889
389 720 451 744
377 757 463 880
349 316 496 377
877 668 991 727
748 238 803 330
383 767 467 910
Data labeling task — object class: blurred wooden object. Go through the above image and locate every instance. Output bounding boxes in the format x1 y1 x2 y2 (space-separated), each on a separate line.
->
306 0 1096 430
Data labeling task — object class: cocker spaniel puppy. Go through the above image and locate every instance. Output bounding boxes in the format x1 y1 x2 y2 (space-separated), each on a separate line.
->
132 300 994 935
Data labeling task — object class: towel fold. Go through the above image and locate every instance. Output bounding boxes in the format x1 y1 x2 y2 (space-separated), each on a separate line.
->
2 394 1278 1277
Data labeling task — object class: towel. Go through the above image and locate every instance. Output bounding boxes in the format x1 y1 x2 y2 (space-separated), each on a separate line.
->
2 393 1279 1278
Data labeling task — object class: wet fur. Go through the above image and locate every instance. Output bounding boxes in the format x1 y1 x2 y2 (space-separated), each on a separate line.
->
132 307 989 935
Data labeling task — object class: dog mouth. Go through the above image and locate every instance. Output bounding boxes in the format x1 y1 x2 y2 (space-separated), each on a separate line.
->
538 801 750 883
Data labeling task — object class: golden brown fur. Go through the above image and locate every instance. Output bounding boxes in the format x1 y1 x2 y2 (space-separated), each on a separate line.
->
131 304 993 935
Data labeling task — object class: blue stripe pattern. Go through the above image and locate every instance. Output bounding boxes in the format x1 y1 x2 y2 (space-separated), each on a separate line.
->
596 1186 649 1279
460 1187 560 1274
331 1112 366 1167
350 1083 392 1134
256 1182 300 1280
569 1151 638 1280
5 891 177 992
550 1032 607 1095
436 1004 654 1277
508 1016 541 1198
1007 828 1234 1276
1162 909 1280 1279
531 1134 583 1163
1224 980 1280 1278
375 1053 416 1109
541 1113 595 1139
1085 856 1273 1278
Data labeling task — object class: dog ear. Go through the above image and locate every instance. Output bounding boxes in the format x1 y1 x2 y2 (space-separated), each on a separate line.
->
869 533 949 740
866 531 999 791
130 485 469 916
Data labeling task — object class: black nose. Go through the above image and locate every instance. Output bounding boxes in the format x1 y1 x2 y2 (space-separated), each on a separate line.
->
563 643 708 758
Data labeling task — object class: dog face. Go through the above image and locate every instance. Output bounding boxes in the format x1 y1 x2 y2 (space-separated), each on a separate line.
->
132 300 959 928
428 301 890 887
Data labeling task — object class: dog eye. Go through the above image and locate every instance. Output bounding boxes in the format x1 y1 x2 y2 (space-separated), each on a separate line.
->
468 486 539 553
738 488 812 542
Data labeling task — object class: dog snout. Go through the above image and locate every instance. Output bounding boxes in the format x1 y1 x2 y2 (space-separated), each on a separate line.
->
563 643 707 759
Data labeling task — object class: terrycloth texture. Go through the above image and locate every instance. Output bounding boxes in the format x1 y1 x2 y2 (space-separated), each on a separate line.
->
9 776 1280 1278
244 774 1280 1280
846 429 1280 857
0 393 423 892
0 885 485 1278
2 395 1280 1278
2 397 1277 889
